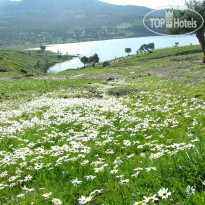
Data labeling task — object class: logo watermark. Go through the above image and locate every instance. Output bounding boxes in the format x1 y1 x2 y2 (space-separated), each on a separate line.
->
143 6 204 36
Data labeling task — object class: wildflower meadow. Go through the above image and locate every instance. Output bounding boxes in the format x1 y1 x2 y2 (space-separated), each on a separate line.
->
0 47 205 204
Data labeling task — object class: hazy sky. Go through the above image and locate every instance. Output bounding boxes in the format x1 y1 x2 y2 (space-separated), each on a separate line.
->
99 0 186 9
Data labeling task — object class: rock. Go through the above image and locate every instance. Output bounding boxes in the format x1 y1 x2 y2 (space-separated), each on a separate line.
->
107 77 115 81
116 80 126 86
21 69 27 74
24 74 34 77
0 69 9 72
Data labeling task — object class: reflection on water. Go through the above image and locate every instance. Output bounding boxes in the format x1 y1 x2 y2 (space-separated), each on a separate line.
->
42 35 199 73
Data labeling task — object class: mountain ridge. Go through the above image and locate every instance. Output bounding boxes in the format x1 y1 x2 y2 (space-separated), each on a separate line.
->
0 0 153 47
0 0 151 15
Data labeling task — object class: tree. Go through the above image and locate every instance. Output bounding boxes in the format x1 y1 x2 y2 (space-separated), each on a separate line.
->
125 48 131 56
57 49 63 59
103 61 110 67
80 54 100 68
40 45 46 52
138 44 146 53
88 55 94 66
174 42 179 47
147 43 155 52
167 0 205 63
91 53 100 67
80 56 89 68
87 53 100 67
138 43 155 54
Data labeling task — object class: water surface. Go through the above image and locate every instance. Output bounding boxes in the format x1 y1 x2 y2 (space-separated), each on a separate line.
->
43 35 199 73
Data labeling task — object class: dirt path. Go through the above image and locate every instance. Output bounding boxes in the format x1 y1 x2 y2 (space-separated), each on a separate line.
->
0 77 13 81
0 73 123 81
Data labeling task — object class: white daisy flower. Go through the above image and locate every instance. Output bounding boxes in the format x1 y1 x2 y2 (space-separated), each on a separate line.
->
123 140 131 146
186 185 196 196
114 157 122 165
110 169 118 174
16 194 25 198
51 198 63 205
84 175 96 180
119 179 130 184
145 167 157 172
143 194 159 203
133 201 145 205
158 188 171 199
71 178 82 187
78 196 92 204
42 192 52 199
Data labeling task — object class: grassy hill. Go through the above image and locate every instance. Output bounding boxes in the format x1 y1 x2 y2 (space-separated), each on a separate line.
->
0 45 204 204
57 45 204 83
0 49 71 78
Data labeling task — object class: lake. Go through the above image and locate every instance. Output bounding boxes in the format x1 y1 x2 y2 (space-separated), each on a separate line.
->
43 35 199 73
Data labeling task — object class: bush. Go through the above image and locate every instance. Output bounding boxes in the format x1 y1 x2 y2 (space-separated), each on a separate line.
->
103 61 110 67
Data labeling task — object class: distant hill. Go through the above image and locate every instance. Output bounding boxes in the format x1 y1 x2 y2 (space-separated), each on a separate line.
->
0 0 151 15
0 0 154 47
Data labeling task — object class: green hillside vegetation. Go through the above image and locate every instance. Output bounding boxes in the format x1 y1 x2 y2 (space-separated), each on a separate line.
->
0 45 204 204
0 0 153 47
58 45 204 83
0 20 148 48
0 49 71 77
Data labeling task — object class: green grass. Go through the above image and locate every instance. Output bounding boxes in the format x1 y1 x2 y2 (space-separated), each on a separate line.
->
116 23 133 29
57 45 204 84
0 45 204 205
0 49 71 77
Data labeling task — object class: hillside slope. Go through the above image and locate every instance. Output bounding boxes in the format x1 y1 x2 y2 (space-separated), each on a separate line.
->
0 49 71 77
0 0 153 46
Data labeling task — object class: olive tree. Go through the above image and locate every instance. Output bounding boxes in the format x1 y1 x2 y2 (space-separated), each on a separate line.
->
80 54 100 68
89 53 100 67
80 56 89 68
138 43 155 54
147 43 155 52
40 45 46 52
125 48 131 56
167 0 205 63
